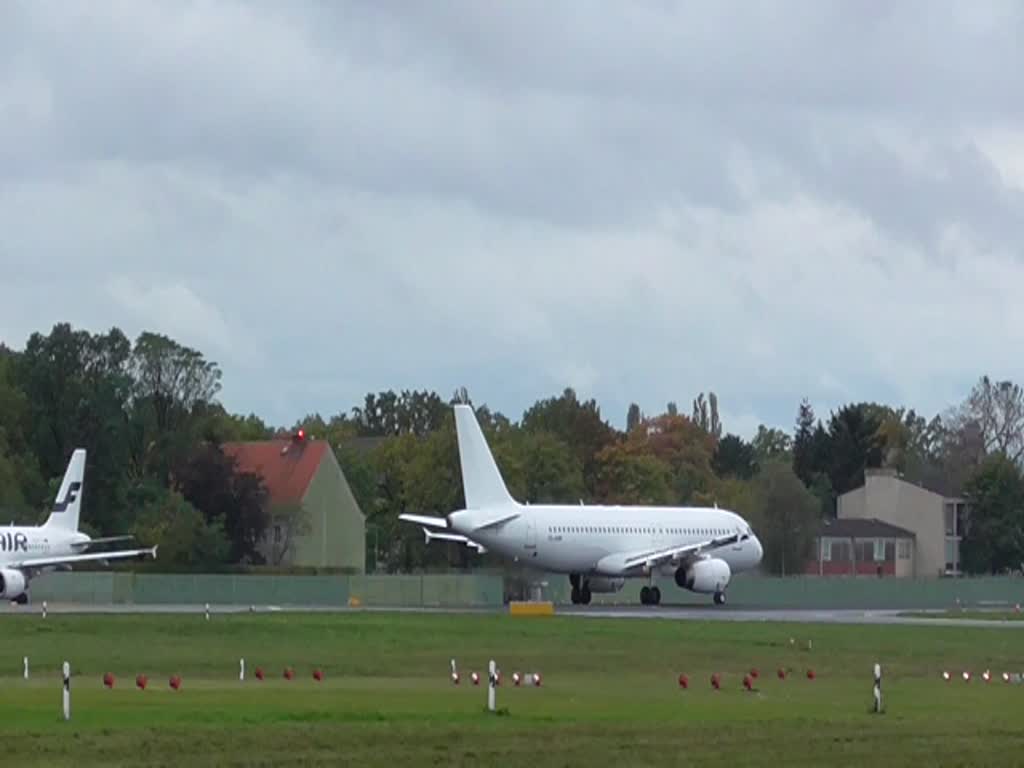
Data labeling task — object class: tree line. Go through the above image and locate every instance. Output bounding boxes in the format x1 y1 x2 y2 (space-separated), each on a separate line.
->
3 322 1024 575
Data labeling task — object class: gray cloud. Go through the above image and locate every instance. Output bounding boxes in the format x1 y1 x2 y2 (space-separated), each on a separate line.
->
2 1 1024 434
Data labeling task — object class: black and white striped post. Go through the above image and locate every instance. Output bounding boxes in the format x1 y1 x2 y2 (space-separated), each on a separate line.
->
487 660 497 712
62 662 71 721
873 663 882 713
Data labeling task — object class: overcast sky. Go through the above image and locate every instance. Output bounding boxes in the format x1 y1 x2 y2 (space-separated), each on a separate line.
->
2 2 1024 437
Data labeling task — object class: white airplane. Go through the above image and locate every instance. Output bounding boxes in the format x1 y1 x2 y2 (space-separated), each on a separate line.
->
401 405 763 606
0 448 158 604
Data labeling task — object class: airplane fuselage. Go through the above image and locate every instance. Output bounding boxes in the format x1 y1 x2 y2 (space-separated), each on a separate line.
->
0 526 92 568
449 503 763 577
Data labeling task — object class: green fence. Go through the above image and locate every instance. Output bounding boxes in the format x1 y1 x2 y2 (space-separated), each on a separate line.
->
26 572 504 608
23 571 1024 610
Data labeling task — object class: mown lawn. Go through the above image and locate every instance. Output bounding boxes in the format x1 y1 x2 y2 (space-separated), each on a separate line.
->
1 611 1022 766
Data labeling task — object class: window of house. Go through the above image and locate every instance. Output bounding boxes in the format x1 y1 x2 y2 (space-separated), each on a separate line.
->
873 539 885 561
897 541 910 559
956 503 970 538
945 538 960 572
831 540 850 562
822 538 832 561
274 525 282 544
944 503 955 536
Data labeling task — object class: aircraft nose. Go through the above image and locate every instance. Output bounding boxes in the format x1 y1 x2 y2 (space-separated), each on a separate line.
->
752 535 764 563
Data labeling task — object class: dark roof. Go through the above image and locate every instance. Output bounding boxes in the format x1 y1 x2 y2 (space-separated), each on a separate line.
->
817 517 915 540
222 439 329 505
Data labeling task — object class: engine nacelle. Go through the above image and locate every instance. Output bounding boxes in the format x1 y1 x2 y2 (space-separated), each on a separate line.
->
675 558 731 594
0 568 27 599
587 576 625 594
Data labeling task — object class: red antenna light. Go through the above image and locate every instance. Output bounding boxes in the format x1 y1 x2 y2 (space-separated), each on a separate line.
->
297 429 305 440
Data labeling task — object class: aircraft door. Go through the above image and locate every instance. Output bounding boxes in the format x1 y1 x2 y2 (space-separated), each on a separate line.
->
525 517 536 550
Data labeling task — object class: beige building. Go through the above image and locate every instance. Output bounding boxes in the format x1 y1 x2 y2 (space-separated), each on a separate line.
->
835 468 969 577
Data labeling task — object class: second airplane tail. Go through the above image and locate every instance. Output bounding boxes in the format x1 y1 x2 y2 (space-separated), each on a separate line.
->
43 448 86 532
453 405 516 510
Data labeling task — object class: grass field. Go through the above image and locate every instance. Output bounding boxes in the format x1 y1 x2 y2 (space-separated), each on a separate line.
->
2 611 1024 767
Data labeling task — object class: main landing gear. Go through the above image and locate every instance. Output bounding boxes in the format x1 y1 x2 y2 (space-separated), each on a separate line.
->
640 585 661 606
569 573 591 605
713 591 726 605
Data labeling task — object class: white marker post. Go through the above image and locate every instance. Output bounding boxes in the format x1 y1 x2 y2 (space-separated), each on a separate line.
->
240 658 245 682
487 660 497 713
42 601 47 619
873 663 882 713
23 657 29 680
204 603 210 621
62 662 71 721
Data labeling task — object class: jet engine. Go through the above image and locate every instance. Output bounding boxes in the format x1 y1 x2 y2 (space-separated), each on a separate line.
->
0 568 27 599
675 558 731 594
587 576 625 593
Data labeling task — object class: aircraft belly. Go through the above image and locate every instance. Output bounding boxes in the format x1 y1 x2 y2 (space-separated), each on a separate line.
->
535 537 601 573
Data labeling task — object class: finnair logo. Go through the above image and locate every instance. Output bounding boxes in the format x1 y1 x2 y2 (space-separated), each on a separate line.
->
53 481 81 513
1 532 28 552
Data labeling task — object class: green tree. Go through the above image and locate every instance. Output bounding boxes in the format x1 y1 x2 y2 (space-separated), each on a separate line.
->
522 388 617 493
712 434 757 480
826 403 886 495
15 323 134 531
130 489 231 569
0 347 43 515
626 403 643 433
200 408 273 443
492 429 585 504
629 413 717 503
593 444 675 505
960 454 1024 574
127 331 223 483
750 460 820 576
172 444 270 563
752 425 792 463
692 392 722 439
352 389 449 437
792 399 817 486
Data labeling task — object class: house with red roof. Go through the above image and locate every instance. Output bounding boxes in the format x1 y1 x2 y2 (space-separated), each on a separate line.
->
223 430 366 571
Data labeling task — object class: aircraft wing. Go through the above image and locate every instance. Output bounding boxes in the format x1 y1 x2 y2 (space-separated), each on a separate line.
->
13 546 158 571
72 535 135 549
597 532 742 576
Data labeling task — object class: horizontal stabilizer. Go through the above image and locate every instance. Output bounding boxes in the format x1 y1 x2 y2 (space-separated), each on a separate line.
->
422 528 486 554
398 514 448 529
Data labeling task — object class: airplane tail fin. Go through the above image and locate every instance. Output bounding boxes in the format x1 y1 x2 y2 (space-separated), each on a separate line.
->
43 449 86 532
453 405 516 509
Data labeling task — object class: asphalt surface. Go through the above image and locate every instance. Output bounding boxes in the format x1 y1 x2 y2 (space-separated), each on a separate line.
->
3 602 1024 628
